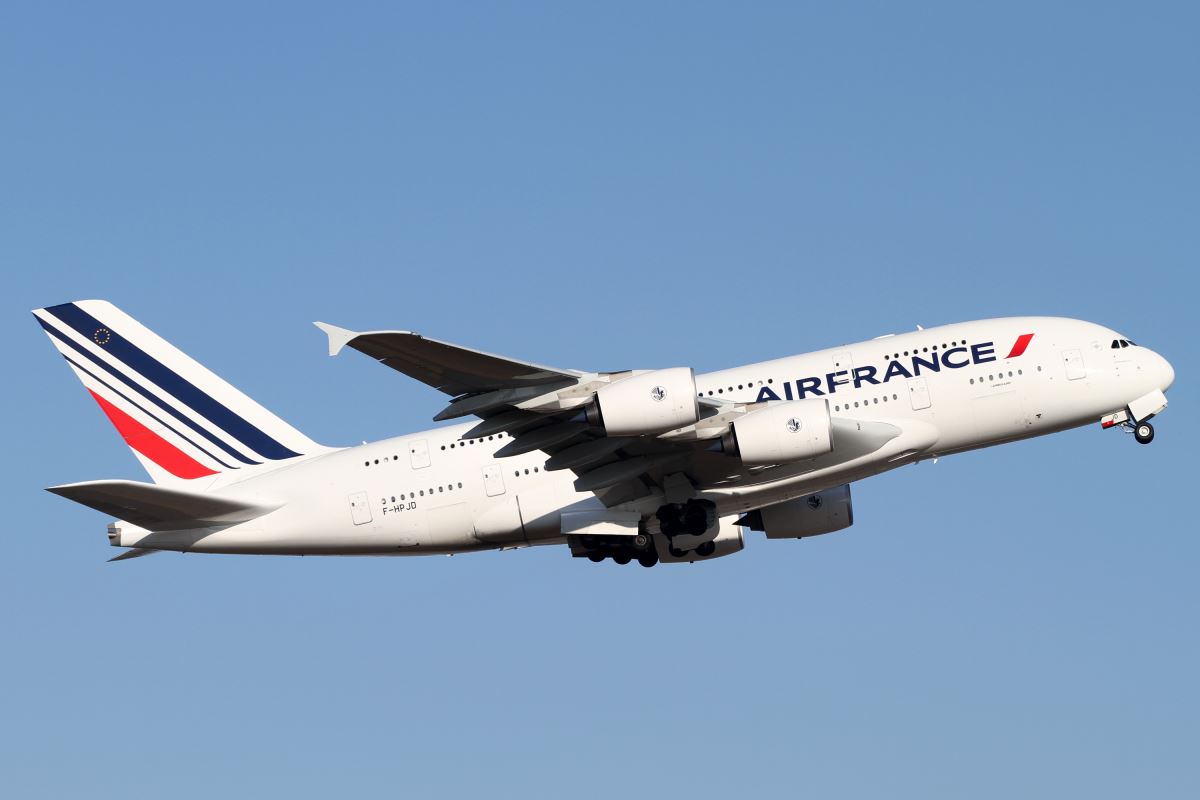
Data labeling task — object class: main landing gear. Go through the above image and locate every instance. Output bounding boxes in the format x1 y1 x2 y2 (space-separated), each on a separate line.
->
656 499 716 558
579 532 658 568
574 500 719 566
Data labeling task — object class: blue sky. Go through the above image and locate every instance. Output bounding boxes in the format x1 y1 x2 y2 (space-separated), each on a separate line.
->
2 2 1197 797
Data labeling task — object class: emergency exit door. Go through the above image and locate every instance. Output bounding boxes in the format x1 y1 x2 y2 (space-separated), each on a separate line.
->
409 439 430 469
908 377 932 410
348 492 372 525
1062 349 1086 380
482 464 506 497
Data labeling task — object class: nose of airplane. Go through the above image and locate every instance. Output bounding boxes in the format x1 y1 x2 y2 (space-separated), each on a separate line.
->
1149 350 1175 391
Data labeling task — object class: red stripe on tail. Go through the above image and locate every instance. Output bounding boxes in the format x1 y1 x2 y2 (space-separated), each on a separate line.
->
1007 333 1034 359
88 390 218 479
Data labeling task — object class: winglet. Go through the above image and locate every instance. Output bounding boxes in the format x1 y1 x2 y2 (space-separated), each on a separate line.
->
314 321 358 357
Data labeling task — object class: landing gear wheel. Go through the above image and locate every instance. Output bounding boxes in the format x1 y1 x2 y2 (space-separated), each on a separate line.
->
637 554 658 568
588 553 605 563
668 546 688 559
632 533 651 550
613 554 631 565
695 541 716 557
1134 422 1154 444
683 504 711 536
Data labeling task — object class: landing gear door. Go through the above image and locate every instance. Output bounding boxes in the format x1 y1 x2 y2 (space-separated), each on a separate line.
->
482 464 506 497
1062 349 1086 380
348 492 372 526
908 377 931 410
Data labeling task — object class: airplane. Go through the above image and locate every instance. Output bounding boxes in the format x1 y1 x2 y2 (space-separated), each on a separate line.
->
34 300 1174 566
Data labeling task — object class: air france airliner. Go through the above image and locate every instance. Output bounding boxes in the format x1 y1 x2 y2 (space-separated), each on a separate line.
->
35 301 1174 566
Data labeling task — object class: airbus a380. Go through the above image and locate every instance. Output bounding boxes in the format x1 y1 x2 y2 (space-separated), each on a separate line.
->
35 300 1174 566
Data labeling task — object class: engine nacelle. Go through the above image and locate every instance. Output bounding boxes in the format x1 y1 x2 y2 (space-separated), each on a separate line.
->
726 399 833 465
592 367 699 436
741 484 854 539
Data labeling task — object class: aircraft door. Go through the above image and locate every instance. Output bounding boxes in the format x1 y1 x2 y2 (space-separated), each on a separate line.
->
482 464 506 497
1062 349 1086 380
409 439 431 469
348 491 373 525
908 377 932 410
831 350 854 374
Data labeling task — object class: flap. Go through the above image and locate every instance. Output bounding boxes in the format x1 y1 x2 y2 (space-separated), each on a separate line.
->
47 480 278 532
315 324 582 396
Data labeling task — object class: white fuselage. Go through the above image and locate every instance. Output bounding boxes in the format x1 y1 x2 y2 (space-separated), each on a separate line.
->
111 317 1174 556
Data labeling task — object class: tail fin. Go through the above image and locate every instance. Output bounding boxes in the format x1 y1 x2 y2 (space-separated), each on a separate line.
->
33 300 323 485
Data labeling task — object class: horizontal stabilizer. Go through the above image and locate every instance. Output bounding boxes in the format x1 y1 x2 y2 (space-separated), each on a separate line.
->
108 547 160 562
47 480 278 532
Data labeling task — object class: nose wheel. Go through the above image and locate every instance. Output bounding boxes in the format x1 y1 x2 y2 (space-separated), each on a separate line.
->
1134 421 1155 445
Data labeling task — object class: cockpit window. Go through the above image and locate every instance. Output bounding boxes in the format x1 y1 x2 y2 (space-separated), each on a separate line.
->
1111 338 1137 349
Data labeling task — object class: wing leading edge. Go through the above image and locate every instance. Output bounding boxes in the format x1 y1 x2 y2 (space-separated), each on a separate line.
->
314 323 582 396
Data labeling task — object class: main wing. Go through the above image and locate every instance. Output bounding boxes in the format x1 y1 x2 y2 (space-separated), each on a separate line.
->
314 324 919 507
315 323 740 504
314 323 582 396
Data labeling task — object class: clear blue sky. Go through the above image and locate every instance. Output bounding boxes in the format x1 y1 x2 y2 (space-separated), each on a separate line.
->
2 2 1196 797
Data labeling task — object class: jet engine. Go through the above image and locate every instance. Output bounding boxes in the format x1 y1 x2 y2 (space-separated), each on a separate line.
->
739 485 854 539
590 367 700 435
723 399 833 465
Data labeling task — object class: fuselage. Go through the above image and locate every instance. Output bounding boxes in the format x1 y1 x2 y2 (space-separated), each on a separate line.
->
110 316 1174 556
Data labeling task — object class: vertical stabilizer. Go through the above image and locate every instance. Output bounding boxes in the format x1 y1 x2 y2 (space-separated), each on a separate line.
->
33 300 323 486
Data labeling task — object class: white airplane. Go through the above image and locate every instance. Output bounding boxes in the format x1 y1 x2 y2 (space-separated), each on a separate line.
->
35 300 1174 566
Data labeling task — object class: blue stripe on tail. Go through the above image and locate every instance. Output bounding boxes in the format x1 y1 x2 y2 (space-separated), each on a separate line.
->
37 317 262 466
44 303 303 461
62 353 238 471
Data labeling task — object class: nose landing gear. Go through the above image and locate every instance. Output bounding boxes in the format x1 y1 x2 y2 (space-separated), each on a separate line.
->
1134 421 1155 445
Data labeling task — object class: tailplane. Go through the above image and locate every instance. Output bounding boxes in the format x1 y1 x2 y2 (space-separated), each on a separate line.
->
46 480 278 531
33 300 323 486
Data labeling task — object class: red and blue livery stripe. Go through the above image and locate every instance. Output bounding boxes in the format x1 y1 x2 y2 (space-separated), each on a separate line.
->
42 302 303 462
87 390 218 479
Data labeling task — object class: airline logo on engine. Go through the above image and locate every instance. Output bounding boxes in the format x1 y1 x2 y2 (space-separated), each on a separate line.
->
755 334 1033 403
